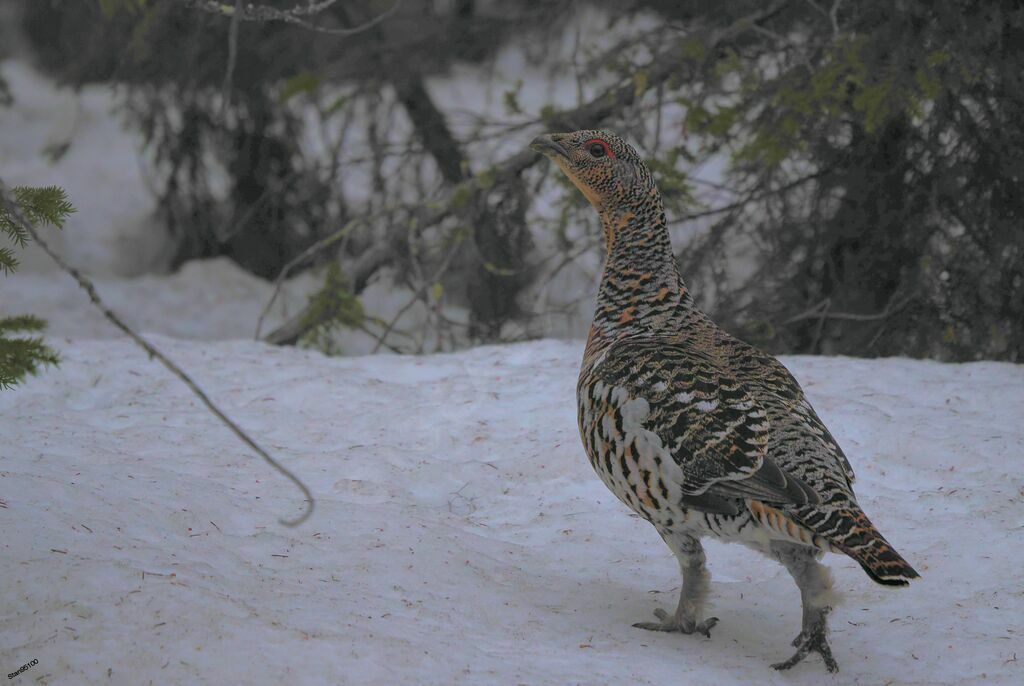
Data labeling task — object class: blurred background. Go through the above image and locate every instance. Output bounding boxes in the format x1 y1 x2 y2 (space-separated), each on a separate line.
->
2 0 1021 361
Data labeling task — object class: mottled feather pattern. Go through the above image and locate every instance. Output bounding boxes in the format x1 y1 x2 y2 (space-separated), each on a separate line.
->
546 129 918 586
531 128 920 670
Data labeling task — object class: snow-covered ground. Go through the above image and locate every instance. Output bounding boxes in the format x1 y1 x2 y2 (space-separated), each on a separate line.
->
3 337 1022 685
3 22 1022 686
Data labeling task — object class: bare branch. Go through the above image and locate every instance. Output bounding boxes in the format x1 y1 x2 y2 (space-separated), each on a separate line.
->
670 169 830 225
803 0 840 35
260 0 793 348
803 0 829 19
371 234 464 354
182 0 402 36
262 240 395 346
0 180 315 527
254 211 389 340
829 0 843 35
782 294 910 326
218 0 242 120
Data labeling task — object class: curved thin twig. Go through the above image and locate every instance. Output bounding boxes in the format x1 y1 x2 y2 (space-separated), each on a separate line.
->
0 181 314 527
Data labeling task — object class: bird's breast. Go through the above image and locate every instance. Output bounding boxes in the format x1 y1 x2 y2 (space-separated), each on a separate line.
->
577 376 691 528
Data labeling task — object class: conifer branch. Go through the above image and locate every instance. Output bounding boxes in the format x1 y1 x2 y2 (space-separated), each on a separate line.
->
0 180 315 527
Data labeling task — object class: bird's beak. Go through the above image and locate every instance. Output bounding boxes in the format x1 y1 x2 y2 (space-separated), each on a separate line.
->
530 134 570 160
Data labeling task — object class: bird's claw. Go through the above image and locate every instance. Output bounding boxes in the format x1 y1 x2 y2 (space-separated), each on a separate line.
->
771 625 838 673
632 608 719 637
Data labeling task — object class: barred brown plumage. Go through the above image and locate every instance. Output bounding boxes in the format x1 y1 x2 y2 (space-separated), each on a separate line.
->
532 129 919 672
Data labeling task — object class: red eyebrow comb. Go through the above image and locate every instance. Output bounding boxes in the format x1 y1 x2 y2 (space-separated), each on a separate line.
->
583 138 615 158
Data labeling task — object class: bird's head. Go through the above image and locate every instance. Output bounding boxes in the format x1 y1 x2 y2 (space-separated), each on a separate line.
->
530 129 654 214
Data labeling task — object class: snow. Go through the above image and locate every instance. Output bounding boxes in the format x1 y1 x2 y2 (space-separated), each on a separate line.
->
0 60 169 276
3 338 1022 685
3 27 1022 686
0 257 314 342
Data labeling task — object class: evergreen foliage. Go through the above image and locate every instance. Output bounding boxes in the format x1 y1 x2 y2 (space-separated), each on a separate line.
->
0 185 75 388
665 0 1024 360
299 262 365 355
16 0 1023 360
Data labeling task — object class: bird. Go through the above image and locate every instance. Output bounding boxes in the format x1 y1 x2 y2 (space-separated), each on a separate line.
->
530 129 919 672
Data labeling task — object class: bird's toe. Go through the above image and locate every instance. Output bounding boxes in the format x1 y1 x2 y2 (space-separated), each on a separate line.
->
632 620 674 632
631 609 717 637
695 616 719 638
771 626 838 672
632 608 678 632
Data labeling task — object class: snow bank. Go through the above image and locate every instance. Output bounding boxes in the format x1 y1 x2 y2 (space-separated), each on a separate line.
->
2 338 1021 684
0 257 313 342
0 60 169 276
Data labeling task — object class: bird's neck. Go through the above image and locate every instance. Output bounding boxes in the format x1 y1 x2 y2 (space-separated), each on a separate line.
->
584 202 702 362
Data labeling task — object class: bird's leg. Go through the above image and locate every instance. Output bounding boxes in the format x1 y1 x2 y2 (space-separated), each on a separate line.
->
769 541 839 673
634 532 718 637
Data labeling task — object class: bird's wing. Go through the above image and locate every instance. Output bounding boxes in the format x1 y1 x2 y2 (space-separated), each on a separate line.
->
724 338 857 487
590 336 820 508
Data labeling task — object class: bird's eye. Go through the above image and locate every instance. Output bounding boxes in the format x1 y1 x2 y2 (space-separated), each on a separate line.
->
582 138 615 159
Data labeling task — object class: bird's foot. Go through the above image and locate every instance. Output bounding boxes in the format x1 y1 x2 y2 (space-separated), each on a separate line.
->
771 624 838 673
632 608 719 637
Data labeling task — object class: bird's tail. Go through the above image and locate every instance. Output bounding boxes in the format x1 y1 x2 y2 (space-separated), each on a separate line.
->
830 509 920 586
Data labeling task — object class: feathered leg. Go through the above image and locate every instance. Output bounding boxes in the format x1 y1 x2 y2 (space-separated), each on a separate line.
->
633 532 719 637
770 541 839 672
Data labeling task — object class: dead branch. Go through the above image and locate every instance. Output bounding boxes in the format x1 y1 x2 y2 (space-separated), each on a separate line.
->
263 241 395 346
260 0 791 348
0 180 314 527
371 231 465 354
217 0 242 119
781 294 910 326
254 212 386 340
182 0 402 36
670 169 830 225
